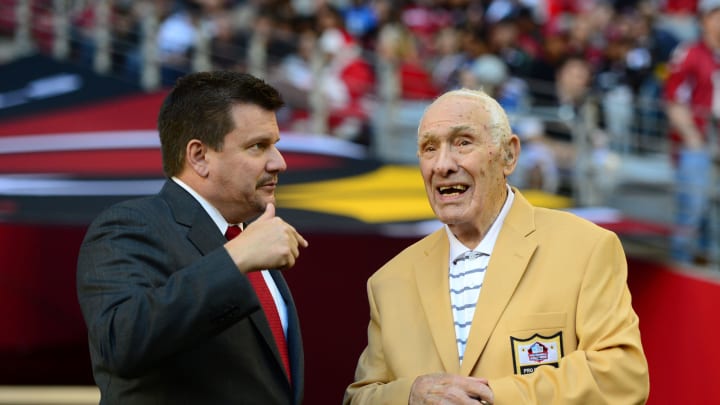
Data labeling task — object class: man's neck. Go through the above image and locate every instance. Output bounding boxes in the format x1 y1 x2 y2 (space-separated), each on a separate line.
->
448 186 510 248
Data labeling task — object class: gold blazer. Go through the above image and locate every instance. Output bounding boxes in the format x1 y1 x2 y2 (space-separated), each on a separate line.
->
345 188 649 405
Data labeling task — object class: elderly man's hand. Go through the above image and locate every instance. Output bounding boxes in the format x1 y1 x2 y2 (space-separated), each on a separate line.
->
409 373 493 405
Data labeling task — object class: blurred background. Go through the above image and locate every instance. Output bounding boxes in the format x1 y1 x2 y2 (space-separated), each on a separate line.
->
0 0 718 404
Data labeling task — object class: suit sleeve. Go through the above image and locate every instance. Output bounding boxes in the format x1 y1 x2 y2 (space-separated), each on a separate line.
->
76 205 259 378
488 232 650 404
343 278 415 405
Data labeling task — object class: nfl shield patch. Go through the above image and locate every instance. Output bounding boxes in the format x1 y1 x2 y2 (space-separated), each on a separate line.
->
510 332 564 375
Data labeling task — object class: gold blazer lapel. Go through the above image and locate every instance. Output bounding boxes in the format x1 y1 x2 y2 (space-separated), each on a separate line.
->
414 229 461 374
460 189 538 375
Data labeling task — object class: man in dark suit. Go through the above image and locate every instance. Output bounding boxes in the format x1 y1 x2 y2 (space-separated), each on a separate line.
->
77 71 308 404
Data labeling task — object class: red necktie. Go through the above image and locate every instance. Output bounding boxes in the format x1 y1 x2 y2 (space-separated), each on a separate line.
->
225 226 291 383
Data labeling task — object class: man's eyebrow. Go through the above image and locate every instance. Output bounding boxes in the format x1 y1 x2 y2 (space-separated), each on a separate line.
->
420 125 473 140
449 125 473 135
245 132 278 144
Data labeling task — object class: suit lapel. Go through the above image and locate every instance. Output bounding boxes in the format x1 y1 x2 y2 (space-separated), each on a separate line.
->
162 180 295 392
161 180 227 255
415 229 461 374
460 189 538 375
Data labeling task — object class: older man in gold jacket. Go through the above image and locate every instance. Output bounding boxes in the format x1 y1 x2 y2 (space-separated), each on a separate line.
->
344 89 649 405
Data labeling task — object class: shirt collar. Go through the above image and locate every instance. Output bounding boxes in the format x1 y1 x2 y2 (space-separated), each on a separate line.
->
172 177 237 234
446 184 515 265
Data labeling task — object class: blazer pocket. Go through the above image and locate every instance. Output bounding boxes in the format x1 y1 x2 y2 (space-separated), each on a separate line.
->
506 312 567 333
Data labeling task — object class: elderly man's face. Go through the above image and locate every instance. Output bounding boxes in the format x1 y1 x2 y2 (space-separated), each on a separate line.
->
417 94 519 242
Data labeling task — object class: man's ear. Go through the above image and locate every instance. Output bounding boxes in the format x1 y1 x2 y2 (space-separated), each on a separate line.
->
186 139 209 178
503 134 521 177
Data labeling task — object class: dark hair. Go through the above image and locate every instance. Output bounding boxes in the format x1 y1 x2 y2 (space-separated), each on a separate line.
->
157 71 284 177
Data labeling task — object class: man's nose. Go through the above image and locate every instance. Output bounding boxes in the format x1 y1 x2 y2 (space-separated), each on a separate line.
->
268 146 287 172
433 146 457 176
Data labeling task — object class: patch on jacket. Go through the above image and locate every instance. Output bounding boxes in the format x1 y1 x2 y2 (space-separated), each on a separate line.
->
510 332 563 375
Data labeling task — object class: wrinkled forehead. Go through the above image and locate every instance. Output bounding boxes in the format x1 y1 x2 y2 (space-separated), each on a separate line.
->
419 94 493 133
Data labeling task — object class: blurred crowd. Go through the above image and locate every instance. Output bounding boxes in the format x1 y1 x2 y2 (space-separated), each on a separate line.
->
0 0 707 195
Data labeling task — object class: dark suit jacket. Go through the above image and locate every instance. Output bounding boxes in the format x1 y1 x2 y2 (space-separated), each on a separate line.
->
77 180 303 404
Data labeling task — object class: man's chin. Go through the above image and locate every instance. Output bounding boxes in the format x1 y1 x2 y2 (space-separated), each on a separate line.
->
432 205 467 223
257 196 276 211
436 213 467 226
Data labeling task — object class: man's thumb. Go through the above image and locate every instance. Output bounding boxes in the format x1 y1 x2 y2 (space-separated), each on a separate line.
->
260 202 275 220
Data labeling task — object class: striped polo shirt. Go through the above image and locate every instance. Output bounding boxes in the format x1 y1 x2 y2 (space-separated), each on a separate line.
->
445 184 514 363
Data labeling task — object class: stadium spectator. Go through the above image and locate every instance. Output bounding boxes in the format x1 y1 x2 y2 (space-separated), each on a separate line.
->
509 116 560 194
275 4 374 141
486 13 534 78
268 27 318 118
155 0 232 84
663 0 720 265
531 54 596 142
375 22 439 100
458 53 530 117
430 26 466 92
530 54 620 202
524 17 571 93
316 24 374 141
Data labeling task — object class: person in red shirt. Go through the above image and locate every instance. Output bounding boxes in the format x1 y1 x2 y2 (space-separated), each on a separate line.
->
317 26 375 141
375 23 439 100
663 0 720 264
